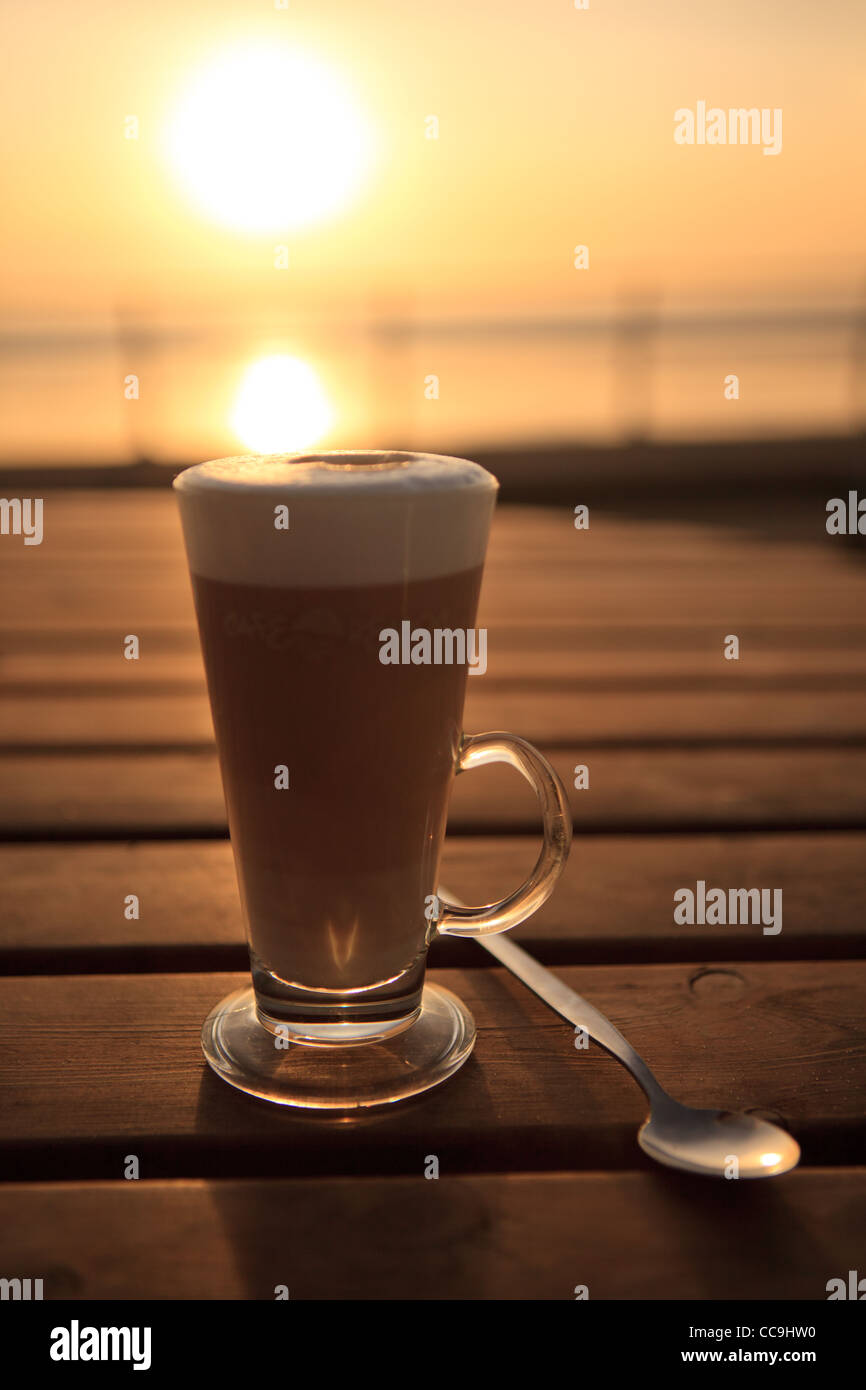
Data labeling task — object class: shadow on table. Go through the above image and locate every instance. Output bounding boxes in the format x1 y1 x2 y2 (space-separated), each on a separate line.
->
637 1166 841 1299
192 1046 501 1298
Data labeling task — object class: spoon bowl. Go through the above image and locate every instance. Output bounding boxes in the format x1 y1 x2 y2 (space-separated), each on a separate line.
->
638 1099 801 1178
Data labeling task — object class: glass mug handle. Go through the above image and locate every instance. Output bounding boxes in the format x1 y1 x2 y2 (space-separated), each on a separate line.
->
435 731 572 937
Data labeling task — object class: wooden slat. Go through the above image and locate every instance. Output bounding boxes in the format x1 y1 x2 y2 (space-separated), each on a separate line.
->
9 508 859 573
8 550 862 588
2 748 866 836
0 1168 862 1299
3 687 866 747
3 498 864 633
14 516 845 571
4 622 866 659
0 963 862 1179
5 575 863 629
1 835 864 972
6 645 866 686
0 491 851 564
0 491 853 555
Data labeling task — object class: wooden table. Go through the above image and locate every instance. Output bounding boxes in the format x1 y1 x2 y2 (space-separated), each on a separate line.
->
1 489 865 1300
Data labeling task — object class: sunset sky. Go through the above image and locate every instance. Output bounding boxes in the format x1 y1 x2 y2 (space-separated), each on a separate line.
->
2 0 864 459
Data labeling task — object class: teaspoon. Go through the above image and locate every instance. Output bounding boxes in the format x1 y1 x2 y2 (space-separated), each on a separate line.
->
467 924 800 1178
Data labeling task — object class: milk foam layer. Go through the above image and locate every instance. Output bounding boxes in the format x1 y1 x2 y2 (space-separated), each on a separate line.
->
174 452 498 586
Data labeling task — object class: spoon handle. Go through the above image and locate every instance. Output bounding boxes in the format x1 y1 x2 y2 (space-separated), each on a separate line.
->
477 930 667 1105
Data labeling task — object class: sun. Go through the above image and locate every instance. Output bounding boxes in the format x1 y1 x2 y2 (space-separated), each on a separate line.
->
165 43 374 234
231 355 334 453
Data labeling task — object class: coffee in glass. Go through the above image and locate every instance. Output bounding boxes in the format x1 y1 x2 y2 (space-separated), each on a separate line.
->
174 451 571 1107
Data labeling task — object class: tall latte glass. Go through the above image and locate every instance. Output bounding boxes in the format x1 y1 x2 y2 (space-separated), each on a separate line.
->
175 452 571 1107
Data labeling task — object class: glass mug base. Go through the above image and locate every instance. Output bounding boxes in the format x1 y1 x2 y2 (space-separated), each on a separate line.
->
250 951 427 1045
201 982 476 1109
